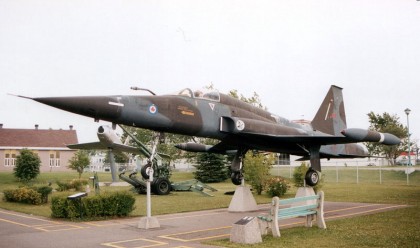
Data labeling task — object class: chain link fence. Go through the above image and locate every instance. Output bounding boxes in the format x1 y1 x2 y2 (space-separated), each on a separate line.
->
271 161 420 186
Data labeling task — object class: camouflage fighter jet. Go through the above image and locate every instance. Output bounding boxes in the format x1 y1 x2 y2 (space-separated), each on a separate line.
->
16 85 400 186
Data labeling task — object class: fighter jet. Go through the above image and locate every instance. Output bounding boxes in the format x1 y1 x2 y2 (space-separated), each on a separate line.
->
67 125 139 182
67 125 139 157
16 85 400 186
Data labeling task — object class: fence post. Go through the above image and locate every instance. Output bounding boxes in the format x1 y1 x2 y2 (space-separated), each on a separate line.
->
379 164 382 184
336 163 339 183
289 164 292 179
356 162 359 184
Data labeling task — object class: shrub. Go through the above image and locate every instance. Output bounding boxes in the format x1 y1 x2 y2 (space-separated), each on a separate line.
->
51 191 136 219
3 187 42 205
34 186 53 203
293 162 309 187
50 195 69 218
243 152 275 195
266 177 290 197
56 179 88 192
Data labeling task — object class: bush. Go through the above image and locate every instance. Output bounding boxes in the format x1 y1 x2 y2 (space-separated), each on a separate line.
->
51 191 136 219
3 186 52 205
50 195 69 218
293 162 309 187
243 152 275 195
266 177 290 197
56 179 88 192
34 186 53 203
3 187 42 205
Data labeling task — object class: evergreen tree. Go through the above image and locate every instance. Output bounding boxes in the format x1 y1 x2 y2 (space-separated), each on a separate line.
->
14 149 41 182
193 152 229 183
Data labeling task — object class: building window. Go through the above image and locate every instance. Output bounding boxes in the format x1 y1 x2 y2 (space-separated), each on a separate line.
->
4 150 17 167
278 153 290 165
49 151 61 167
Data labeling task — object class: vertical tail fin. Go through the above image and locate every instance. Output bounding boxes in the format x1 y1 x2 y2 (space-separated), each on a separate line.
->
311 85 347 136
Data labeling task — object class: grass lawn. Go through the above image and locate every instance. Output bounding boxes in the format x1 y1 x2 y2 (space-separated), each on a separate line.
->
0 171 275 217
1 170 420 247
209 183 420 248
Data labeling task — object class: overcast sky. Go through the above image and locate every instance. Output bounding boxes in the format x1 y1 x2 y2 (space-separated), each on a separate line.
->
1 0 419 145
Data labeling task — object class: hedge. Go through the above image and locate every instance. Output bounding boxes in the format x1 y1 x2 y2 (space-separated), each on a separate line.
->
56 179 88 192
3 186 53 205
51 191 136 219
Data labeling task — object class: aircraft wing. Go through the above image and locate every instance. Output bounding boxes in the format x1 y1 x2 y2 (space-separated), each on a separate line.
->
111 143 143 155
67 142 108 150
67 142 141 155
232 132 349 146
219 116 400 149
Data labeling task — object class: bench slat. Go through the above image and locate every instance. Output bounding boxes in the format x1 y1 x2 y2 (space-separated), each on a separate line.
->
278 204 318 219
279 210 317 219
278 195 319 205
279 204 318 214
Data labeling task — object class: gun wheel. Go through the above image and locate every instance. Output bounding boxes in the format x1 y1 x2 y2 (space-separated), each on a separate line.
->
152 178 171 195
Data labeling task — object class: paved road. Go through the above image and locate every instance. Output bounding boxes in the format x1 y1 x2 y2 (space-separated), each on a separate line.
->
0 202 406 248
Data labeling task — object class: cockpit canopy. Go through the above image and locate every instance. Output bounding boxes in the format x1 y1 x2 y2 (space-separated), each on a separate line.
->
177 88 220 102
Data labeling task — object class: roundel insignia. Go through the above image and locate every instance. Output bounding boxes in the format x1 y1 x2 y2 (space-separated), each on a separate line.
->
236 120 245 131
149 104 158 114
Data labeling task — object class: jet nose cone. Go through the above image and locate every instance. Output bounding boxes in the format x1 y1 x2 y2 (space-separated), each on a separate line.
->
33 96 123 121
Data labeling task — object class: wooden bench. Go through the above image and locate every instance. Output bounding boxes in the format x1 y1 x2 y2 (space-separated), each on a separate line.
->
258 191 326 237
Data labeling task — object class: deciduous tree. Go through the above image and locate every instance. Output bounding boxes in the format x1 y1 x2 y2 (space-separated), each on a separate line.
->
68 150 90 178
366 112 408 165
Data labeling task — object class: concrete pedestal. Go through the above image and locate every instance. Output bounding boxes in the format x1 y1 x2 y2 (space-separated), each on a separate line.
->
138 216 160 229
295 187 315 197
228 186 258 212
293 187 316 206
230 216 262 244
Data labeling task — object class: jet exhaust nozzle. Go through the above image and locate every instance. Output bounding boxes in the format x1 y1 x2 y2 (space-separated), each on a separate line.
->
341 128 401 145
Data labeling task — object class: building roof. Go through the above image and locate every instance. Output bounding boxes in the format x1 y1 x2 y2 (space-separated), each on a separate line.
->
0 127 78 149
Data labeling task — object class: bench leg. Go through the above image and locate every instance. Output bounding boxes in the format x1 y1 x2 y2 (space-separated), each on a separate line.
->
317 213 326 229
316 191 327 229
272 220 280 237
305 215 313 227
257 219 270 236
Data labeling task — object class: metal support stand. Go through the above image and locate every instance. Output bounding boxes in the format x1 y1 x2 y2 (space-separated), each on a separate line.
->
108 149 118 183
138 167 160 229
